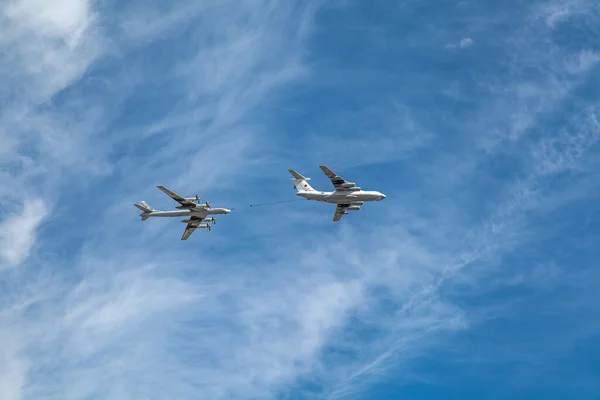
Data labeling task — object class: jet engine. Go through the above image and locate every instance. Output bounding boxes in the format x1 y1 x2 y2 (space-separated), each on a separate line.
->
347 205 361 211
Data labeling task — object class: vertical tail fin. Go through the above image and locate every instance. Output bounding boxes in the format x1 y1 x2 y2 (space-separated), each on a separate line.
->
288 169 316 192
134 201 154 220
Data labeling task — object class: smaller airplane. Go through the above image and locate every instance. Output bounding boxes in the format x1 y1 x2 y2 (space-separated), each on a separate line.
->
288 165 386 222
134 185 231 240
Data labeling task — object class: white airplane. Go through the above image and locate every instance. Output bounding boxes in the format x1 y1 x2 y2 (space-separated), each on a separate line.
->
288 165 386 222
134 185 231 240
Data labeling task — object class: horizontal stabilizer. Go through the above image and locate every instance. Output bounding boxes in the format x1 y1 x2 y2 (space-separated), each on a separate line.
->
134 201 154 213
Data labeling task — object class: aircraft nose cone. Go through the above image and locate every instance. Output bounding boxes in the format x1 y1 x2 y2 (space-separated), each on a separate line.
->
225 208 231 213
379 194 386 201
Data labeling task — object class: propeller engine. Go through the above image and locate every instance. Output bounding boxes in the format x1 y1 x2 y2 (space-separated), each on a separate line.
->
182 194 201 204
195 223 211 231
192 193 209 208
181 219 212 231
199 223 211 231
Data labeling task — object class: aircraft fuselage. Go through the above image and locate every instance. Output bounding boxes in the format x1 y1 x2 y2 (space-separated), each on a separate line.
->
297 190 386 204
144 208 231 218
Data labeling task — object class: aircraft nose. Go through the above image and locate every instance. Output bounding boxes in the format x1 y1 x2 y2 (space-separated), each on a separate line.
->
225 208 231 214
379 194 386 201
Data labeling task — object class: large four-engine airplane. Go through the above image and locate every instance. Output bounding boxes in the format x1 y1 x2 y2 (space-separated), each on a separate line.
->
288 165 386 222
134 185 231 240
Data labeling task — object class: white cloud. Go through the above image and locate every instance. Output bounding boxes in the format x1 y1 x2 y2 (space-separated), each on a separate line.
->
0 199 49 269
459 37 473 48
0 335 27 400
0 0 99 102
536 0 582 28
0 0 104 290
469 8 598 151
565 50 600 74
445 37 473 49
543 4 572 27
0 1 329 398
4 0 92 41
531 106 600 176
324 109 600 397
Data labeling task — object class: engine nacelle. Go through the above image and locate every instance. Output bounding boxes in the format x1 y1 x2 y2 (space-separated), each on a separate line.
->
345 187 361 192
182 218 214 224
196 223 211 229
341 182 355 188
347 205 361 211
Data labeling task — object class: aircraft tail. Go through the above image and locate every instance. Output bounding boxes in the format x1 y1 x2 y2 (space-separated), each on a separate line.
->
134 201 154 220
289 169 316 192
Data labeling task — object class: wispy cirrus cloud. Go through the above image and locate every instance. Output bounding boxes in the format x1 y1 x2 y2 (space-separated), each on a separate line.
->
0 199 49 269
0 0 101 269
1 1 340 399
1 1 600 400
0 0 99 103
445 37 473 49
308 1 600 397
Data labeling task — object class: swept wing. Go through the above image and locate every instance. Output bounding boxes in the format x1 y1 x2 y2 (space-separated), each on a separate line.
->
181 224 197 240
157 185 205 209
319 165 359 192
180 216 211 240
333 204 349 222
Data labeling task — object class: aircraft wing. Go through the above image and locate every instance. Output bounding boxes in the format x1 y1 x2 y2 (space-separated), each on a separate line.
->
157 185 197 208
181 224 197 240
180 216 210 240
333 204 349 222
319 165 357 191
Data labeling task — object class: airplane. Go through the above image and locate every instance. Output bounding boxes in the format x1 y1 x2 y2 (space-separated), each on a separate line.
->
134 185 231 240
288 165 386 222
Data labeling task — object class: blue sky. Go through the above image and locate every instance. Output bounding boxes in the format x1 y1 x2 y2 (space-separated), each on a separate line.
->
1 0 599 399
